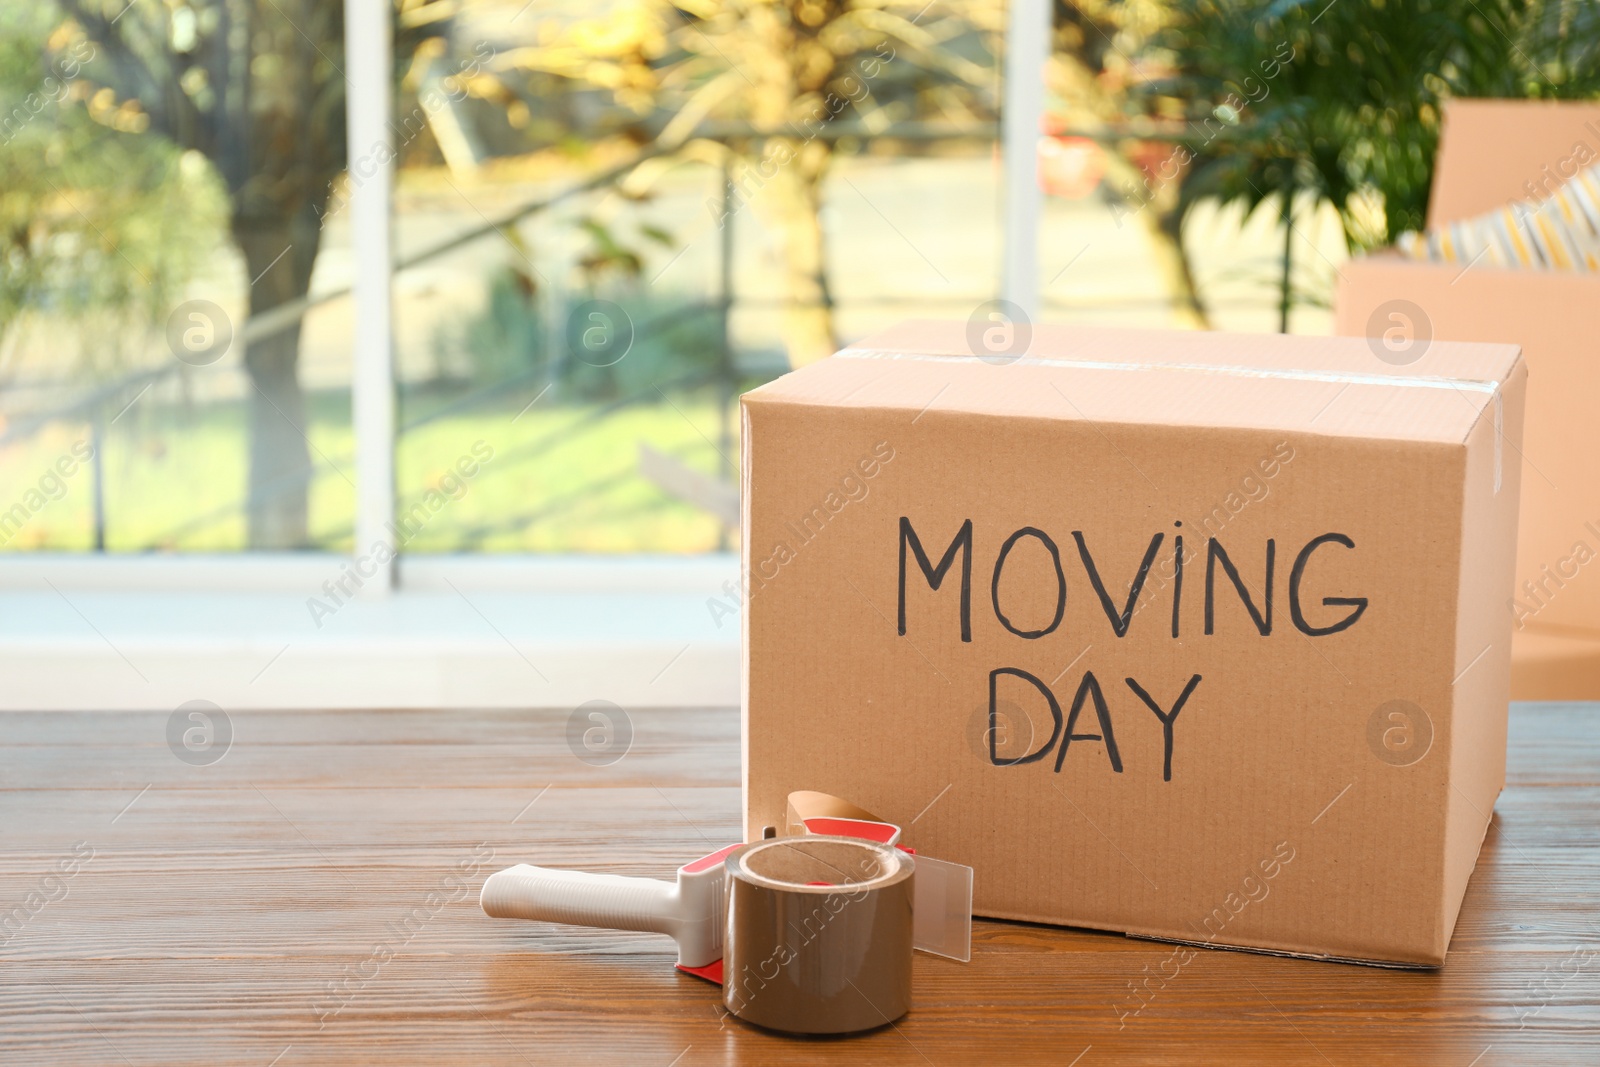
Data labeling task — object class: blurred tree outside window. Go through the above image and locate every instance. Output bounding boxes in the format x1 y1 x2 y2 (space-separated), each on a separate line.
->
4 1 1598 555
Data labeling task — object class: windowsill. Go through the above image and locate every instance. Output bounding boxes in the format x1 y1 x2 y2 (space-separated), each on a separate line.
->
0 554 741 710
0 551 739 592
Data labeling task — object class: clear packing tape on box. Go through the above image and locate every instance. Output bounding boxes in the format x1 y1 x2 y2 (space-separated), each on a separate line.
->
479 790 972 1034
836 347 1507 494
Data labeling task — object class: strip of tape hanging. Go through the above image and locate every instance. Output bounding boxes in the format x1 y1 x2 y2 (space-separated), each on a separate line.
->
1493 389 1504 494
787 790 972 962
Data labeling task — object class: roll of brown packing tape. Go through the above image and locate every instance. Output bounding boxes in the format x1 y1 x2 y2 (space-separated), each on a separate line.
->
722 836 914 1035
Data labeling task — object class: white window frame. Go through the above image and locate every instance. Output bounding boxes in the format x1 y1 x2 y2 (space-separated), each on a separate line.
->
348 0 397 595
0 0 1045 596
0 1 1045 710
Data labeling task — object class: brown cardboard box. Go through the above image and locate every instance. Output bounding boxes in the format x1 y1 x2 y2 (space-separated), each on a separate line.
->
741 320 1524 966
1335 99 1600 699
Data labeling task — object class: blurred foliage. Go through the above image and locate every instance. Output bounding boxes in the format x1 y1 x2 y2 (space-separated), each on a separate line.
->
17 0 1600 550
576 214 675 284
1046 0 1215 326
439 266 544 388
478 0 1005 364
1141 0 1600 255
479 0 1004 136
0 7 224 375
45 0 447 547
433 264 724 402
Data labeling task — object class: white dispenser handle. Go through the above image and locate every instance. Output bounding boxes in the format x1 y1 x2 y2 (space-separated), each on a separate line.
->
481 865 678 935
480 851 734 968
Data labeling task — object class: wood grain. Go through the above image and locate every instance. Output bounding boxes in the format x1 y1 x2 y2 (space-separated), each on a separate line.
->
1 704 1596 1065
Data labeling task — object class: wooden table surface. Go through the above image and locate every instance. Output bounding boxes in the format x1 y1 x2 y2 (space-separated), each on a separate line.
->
1 704 1596 1065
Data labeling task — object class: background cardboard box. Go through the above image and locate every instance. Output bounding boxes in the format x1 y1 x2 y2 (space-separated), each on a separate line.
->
742 321 1524 966
1335 99 1600 700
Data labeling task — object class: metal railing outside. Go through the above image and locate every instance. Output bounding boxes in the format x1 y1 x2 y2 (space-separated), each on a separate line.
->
1 122 1010 552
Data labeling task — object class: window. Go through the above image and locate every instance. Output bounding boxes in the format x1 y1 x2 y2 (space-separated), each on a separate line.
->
1 1 1358 570
1 2 355 553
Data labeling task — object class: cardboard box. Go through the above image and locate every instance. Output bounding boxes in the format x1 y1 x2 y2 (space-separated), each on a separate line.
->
1335 100 1600 699
741 320 1524 966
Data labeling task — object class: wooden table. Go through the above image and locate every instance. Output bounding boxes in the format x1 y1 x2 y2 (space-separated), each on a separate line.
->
2 704 1596 1065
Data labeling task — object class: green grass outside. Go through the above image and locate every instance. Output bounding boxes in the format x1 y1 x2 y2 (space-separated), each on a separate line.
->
0 386 741 554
